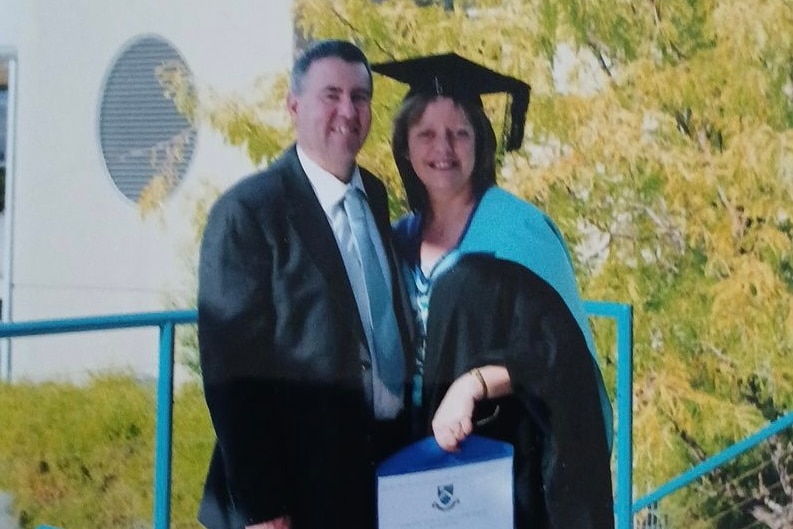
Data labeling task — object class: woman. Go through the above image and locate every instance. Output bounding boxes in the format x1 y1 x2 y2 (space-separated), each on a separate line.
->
374 54 614 529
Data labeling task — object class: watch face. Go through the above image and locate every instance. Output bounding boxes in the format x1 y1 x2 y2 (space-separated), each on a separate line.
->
99 35 196 203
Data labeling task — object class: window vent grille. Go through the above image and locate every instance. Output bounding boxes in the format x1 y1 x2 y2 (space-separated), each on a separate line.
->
99 35 195 202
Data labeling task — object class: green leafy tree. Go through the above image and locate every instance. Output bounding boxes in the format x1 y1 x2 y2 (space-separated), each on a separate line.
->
156 1 793 526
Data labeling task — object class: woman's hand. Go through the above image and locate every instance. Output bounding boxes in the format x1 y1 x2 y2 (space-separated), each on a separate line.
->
246 516 291 529
431 372 483 451
431 365 512 451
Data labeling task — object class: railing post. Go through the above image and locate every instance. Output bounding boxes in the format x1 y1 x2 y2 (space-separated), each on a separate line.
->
583 301 635 529
614 304 634 529
153 322 175 529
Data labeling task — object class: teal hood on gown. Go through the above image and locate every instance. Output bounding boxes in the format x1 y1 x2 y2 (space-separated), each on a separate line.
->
399 186 614 448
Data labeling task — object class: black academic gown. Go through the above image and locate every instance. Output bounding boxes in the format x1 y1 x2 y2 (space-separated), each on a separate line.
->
414 253 614 529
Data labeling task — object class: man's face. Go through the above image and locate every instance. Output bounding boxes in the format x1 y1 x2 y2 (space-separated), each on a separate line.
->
287 57 372 182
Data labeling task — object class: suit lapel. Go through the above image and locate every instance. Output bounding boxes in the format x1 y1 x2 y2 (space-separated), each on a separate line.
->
280 148 368 345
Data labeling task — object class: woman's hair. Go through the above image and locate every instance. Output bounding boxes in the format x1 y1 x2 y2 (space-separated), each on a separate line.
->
391 93 497 214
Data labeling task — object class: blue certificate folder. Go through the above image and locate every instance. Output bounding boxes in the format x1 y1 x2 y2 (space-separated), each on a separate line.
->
377 436 514 528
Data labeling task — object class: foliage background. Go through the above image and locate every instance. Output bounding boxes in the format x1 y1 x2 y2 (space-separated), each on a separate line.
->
179 0 793 514
173 0 793 526
4 0 793 528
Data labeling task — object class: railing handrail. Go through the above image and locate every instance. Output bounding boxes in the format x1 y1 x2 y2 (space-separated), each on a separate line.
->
0 310 197 337
633 410 793 512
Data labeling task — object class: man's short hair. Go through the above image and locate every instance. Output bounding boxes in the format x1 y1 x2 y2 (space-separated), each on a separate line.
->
290 39 372 95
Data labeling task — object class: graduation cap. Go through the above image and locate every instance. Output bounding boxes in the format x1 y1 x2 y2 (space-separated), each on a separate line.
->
372 53 530 151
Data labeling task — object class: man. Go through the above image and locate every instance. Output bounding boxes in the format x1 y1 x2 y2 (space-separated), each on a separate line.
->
197 40 411 529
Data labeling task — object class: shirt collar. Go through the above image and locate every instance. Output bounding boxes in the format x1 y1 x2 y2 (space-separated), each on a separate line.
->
297 145 365 215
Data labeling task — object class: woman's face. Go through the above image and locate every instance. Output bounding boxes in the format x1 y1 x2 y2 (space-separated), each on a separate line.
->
406 97 476 201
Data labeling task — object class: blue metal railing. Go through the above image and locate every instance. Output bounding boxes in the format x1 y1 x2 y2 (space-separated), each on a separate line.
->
585 301 634 529
633 411 793 513
1 305 633 529
7 303 786 529
3 305 789 528
0 303 635 528
0 310 196 529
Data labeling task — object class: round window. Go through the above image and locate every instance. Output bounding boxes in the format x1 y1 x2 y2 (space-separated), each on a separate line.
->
99 35 196 203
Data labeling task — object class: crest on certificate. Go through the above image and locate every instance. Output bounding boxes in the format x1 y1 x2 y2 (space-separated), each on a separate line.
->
432 483 460 511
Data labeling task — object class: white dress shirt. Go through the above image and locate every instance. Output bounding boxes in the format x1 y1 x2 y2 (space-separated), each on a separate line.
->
297 146 403 419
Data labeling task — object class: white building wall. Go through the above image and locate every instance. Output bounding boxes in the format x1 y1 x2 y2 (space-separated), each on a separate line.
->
0 0 295 382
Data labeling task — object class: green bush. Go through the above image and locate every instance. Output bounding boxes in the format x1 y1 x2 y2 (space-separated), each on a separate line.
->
0 375 214 529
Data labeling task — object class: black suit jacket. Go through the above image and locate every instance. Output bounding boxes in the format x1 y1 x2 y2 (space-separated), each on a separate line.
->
197 146 412 529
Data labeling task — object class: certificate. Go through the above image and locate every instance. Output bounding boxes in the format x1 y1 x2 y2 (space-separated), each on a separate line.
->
377 435 514 529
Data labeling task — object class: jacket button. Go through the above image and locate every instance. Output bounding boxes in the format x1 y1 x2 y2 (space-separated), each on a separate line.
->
361 360 371 370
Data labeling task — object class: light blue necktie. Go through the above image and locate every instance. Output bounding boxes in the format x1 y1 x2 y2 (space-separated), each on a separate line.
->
344 188 405 396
